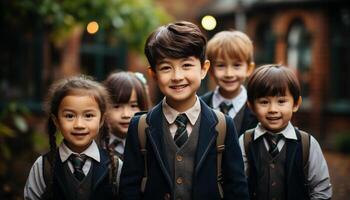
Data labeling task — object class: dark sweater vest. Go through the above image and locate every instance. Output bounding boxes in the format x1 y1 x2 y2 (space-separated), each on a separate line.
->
247 130 309 200
62 161 93 200
162 115 201 200
255 138 287 200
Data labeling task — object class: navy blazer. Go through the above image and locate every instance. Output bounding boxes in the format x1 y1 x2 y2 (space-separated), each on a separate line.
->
119 99 249 200
201 91 258 137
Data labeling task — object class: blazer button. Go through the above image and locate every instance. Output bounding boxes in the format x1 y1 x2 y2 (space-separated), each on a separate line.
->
176 177 183 184
176 155 183 162
164 193 170 200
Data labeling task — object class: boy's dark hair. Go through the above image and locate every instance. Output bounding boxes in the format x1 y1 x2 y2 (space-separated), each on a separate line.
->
104 71 150 111
44 75 117 197
144 21 207 71
247 64 301 104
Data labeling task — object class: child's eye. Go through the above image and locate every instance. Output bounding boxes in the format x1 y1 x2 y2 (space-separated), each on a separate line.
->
159 65 171 72
131 103 139 108
183 63 194 68
234 63 243 68
258 99 269 105
278 99 287 104
215 63 225 68
114 104 120 109
64 113 75 119
85 113 95 118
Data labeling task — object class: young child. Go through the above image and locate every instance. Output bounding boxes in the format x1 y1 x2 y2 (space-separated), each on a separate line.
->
103 71 150 160
201 30 258 137
119 21 249 200
24 75 122 200
239 64 332 200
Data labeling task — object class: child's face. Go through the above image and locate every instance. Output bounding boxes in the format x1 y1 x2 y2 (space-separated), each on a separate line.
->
151 56 209 111
55 95 102 153
212 55 253 99
250 89 301 133
107 89 140 138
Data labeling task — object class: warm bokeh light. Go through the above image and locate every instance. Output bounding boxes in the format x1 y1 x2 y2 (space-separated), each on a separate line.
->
87 21 99 34
201 15 217 31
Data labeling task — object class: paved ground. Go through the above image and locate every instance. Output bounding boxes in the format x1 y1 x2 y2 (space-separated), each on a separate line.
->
324 151 350 200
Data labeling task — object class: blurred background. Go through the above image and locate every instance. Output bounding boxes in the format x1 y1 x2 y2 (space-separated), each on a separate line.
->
1 0 349 199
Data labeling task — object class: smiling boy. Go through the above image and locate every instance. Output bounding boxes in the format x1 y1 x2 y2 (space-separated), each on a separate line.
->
119 21 249 200
240 64 332 200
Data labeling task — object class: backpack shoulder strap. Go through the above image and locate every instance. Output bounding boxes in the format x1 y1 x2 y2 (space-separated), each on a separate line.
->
244 128 255 156
137 114 148 193
213 110 226 199
299 129 310 177
42 151 55 199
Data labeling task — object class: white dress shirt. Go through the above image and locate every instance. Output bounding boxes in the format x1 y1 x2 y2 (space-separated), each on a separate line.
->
162 96 201 138
212 85 247 118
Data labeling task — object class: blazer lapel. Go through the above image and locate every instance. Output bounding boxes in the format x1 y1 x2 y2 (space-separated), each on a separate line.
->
92 148 110 190
194 100 217 175
147 103 173 188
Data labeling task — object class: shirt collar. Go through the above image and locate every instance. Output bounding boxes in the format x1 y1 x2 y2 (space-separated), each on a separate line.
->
109 133 126 146
162 96 201 125
59 140 100 162
212 85 247 111
253 122 297 141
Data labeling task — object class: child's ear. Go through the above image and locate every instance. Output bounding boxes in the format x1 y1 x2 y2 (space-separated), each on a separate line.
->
247 62 255 76
201 60 210 79
293 96 302 112
147 66 157 81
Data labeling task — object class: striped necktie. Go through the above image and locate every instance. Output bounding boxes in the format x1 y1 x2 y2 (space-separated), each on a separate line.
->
264 133 283 157
174 113 189 148
69 154 87 181
219 102 233 115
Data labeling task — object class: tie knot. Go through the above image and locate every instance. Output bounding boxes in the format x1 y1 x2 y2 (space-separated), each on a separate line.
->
175 113 188 128
219 102 233 115
69 154 87 170
265 133 283 144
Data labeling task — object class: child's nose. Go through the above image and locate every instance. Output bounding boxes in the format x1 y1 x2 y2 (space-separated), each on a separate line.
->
172 68 184 80
73 117 85 128
121 107 132 118
225 66 235 76
268 103 278 112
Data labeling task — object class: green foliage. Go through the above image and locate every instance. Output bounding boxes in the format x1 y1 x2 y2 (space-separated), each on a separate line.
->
6 0 171 52
334 132 350 154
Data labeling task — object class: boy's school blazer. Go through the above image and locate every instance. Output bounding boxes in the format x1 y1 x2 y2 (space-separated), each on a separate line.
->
119 99 249 200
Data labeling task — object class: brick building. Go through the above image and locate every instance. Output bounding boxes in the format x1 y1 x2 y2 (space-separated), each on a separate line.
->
198 0 350 141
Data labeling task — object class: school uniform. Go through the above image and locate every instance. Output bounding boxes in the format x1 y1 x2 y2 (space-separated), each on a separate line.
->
119 97 249 200
238 123 332 200
24 140 122 200
109 134 126 160
201 86 258 137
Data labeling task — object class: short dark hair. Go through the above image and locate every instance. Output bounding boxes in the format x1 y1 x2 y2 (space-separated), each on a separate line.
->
144 21 207 71
247 64 301 104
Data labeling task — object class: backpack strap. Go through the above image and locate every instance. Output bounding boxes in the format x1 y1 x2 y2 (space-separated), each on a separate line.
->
137 114 148 193
243 128 255 156
42 151 55 199
213 110 226 199
298 129 310 180
243 128 254 177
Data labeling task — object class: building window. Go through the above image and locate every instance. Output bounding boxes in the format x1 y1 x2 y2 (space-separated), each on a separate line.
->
329 8 350 113
287 19 311 108
254 22 275 65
